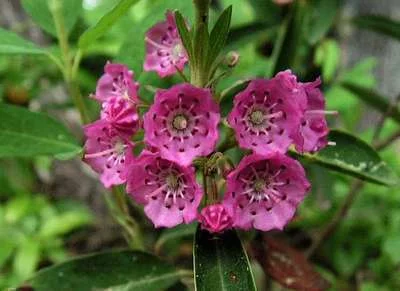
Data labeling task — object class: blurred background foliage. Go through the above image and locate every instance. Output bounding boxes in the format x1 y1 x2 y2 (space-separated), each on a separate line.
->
0 0 399 290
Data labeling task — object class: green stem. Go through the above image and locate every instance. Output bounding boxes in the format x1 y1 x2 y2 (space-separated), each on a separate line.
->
111 187 145 250
50 0 89 124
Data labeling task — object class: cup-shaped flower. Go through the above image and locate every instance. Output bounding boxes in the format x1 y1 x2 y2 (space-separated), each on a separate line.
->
143 83 220 166
95 62 139 103
291 78 330 153
227 75 305 155
101 97 140 137
83 121 134 188
198 204 233 233
125 150 203 228
144 11 188 77
224 153 310 231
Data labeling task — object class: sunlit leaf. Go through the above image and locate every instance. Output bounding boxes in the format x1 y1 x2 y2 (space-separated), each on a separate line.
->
79 0 141 49
21 0 82 37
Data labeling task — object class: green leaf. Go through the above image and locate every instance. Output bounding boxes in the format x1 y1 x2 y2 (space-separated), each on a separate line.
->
28 250 185 291
352 15 400 41
0 237 15 267
194 227 256 291
298 130 399 186
13 239 41 280
0 28 46 55
193 24 210 76
0 104 81 159
79 0 141 49
175 11 193 62
314 39 341 82
21 0 82 37
39 210 93 238
207 6 233 69
341 83 400 124
305 0 341 45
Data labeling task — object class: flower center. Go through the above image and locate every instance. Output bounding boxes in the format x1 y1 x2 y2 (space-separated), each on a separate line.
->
172 43 183 59
249 110 265 125
253 178 265 193
114 140 126 155
172 114 188 131
166 173 180 190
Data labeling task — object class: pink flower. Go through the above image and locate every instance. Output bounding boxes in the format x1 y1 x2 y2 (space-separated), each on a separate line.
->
95 62 139 103
291 78 331 153
83 120 134 188
144 11 188 77
227 74 305 155
198 204 233 233
125 150 203 228
100 97 140 137
143 83 220 166
224 153 310 231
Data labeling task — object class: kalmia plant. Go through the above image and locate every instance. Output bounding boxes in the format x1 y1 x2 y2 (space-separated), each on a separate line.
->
82 6 334 236
1 0 399 290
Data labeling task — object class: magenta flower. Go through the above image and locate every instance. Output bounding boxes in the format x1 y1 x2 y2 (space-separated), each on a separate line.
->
125 150 203 228
227 74 305 155
83 121 134 188
291 78 331 153
101 97 140 137
144 11 188 77
143 83 220 166
95 62 139 103
224 153 310 231
198 204 233 233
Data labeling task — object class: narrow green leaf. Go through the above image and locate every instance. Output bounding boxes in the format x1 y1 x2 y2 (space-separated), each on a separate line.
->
21 0 82 37
175 11 193 61
207 6 233 69
193 24 210 71
0 104 81 159
28 250 184 291
194 227 256 291
341 83 400 124
297 130 398 186
79 0 141 49
0 28 46 55
13 239 41 280
352 15 400 41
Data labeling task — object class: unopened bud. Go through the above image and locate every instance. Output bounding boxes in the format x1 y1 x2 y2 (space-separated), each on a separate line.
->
225 51 240 67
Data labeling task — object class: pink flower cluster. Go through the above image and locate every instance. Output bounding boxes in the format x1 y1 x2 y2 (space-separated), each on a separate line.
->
83 12 333 234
